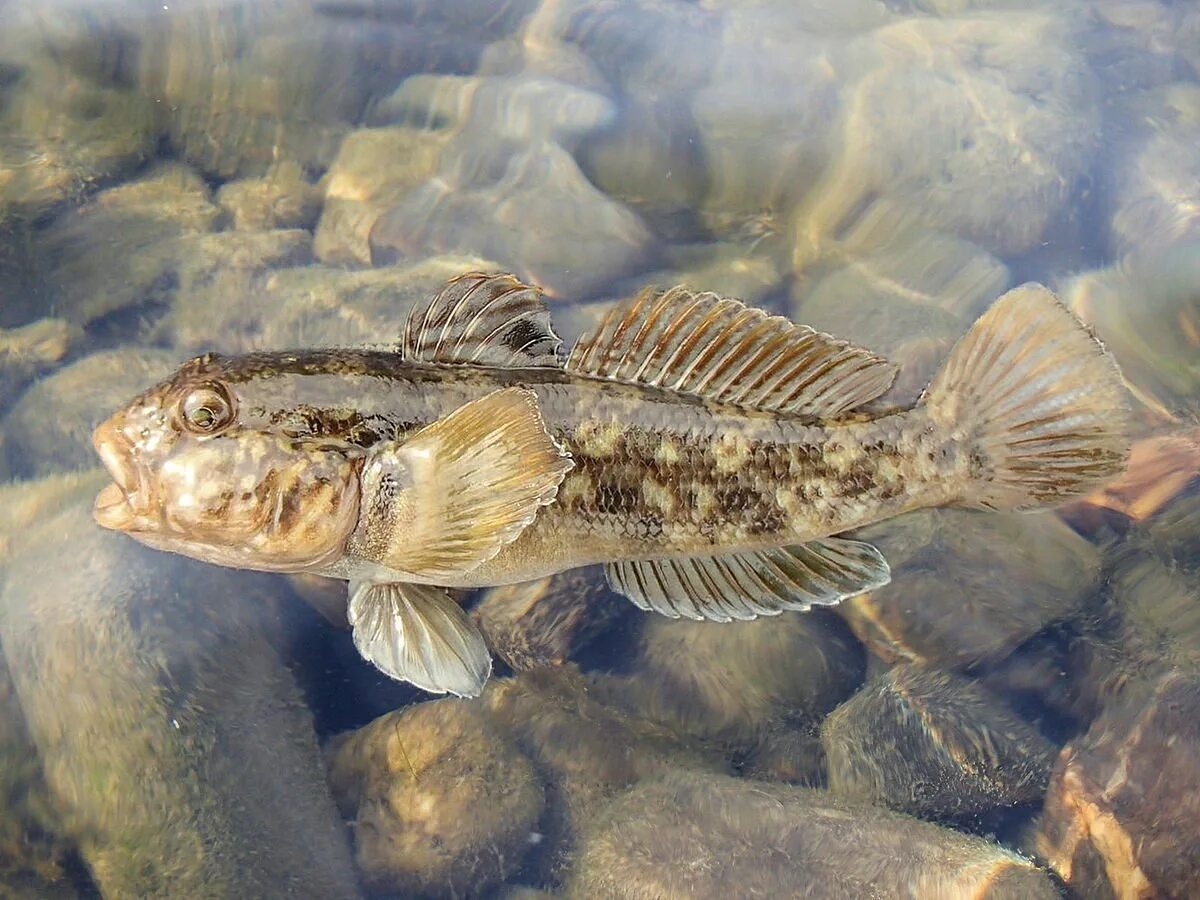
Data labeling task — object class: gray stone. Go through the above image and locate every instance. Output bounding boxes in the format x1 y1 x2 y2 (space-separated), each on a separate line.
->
569 771 1060 899
0 472 361 898
1 347 179 478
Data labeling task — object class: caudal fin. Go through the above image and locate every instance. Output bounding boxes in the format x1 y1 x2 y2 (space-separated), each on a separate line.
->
922 283 1131 510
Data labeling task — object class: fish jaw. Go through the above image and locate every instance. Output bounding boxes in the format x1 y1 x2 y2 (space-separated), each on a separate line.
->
93 413 156 533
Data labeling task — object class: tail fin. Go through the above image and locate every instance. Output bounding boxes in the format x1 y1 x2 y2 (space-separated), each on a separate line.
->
923 283 1131 510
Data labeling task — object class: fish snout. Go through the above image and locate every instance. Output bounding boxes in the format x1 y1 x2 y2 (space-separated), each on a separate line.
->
92 416 144 531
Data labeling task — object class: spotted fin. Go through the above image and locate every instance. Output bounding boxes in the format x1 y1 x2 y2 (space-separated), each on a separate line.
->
567 286 897 417
355 387 573 581
604 538 891 622
401 272 563 367
348 580 491 696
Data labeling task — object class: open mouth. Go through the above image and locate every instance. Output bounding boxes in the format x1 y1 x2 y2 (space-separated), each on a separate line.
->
92 418 146 532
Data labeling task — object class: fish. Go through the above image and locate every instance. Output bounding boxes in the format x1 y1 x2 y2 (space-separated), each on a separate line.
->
92 273 1131 697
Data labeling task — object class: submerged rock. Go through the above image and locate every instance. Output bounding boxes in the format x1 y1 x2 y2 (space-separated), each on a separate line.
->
312 126 450 266
216 160 322 232
0 25 161 221
0 318 81 413
0 643 79 899
471 567 626 672
168 254 500 355
371 139 654 299
822 664 1056 819
0 472 360 898
602 610 864 752
1 347 178 478
1101 84 1200 259
1063 242 1200 423
482 667 725 881
38 163 221 327
841 509 1100 670
793 11 1096 268
1034 672 1200 898
327 697 544 898
569 771 1059 899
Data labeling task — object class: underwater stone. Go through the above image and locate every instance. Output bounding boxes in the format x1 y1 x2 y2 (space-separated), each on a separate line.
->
569 771 1060 899
692 6 840 230
1104 480 1200 675
604 609 864 752
0 472 361 898
471 567 627 672
742 724 826 787
0 26 161 222
1101 84 1200 259
841 509 1100 670
792 11 1097 267
39 163 221 327
169 254 501 355
482 666 726 882
1 347 178 478
0 318 82 414
327 696 545 898
822 664 1057 819
313 126 451 266
1034 671 1200 898
0 641 79 899
1063 242 1200 424
371 139 655 299
216 160 322 232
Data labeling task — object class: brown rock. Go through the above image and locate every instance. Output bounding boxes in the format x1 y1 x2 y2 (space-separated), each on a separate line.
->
822 664 1057 818
1034 672 1200 898
482 667 725 881
327 697 544 898
842 509 1100 669
216 160 322 232
605 610 864 752
471 568 626 672
0 318 82 412
569 771 1060 899
312 127 450 266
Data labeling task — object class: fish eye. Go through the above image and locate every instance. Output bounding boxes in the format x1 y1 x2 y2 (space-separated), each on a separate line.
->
179 384 235 435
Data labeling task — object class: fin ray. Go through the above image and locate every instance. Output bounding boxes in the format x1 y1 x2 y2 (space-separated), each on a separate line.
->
348 581 492 696
605 538 891 623
356 388 572 580
402 272 563 368
923 283 1132 509
567 286 897 417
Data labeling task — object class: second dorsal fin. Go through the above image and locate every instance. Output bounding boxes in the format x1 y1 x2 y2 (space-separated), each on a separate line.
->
566 286 897 417
401 272 563 368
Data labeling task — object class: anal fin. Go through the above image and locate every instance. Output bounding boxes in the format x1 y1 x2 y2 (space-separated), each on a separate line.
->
348 580 492 696
604 538 891 623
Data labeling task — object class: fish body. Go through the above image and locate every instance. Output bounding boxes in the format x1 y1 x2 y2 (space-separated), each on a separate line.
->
92 273 1131 696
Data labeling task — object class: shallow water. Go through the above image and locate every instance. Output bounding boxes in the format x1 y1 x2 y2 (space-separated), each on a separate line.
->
0 1 1198 897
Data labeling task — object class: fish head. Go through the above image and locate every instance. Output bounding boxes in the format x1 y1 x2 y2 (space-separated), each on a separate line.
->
92 353 361 572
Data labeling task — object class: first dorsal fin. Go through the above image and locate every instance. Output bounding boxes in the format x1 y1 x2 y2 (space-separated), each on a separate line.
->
401 272 563 368
566 286 897 417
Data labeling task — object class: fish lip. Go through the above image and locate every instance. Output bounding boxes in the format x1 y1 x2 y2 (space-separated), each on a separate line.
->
93 481 136 531
91 417 149 530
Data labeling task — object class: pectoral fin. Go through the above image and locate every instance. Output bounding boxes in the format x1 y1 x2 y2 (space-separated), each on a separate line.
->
605 538 891 623
355 387 573 581
348 580 492 696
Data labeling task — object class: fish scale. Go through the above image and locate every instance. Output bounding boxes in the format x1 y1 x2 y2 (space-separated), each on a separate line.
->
91 272 1131 696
